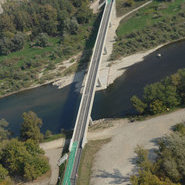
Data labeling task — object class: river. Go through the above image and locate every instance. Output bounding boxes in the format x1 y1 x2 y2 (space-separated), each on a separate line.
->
0 40 185 136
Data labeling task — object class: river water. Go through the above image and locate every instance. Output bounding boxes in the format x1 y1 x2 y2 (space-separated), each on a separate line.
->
0 40 185 136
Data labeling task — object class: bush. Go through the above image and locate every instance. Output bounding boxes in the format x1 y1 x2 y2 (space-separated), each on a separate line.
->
0 139 49 181
34 33 50 48
131 69 185 115
0 164 8 182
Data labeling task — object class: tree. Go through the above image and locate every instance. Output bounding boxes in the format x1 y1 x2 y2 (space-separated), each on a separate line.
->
12 32 25 51
20 111 43 142
131 145 180 185
24 139 44 156
0 37 13 55
131 95 147 114
0 139 30 176
0 139 49 181
157 133 185 183
0 164 8 182
149 99 167 114
131 170 179 185
34 33 50 47
0 119 10 141
173 122 185 136
45 130 52 139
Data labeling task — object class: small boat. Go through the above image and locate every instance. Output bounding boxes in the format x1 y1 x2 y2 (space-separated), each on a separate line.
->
157 53 162 58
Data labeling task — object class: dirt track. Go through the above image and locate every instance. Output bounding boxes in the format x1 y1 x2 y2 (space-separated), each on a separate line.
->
89 109 185 185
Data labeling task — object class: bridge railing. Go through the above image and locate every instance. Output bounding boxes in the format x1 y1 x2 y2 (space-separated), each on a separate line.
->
69 0 110 151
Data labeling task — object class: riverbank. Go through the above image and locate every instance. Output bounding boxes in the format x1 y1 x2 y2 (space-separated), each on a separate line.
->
77 108 185 185
0 0 183 98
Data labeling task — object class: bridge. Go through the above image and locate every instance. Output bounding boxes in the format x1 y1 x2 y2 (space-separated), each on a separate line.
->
62 0 114 184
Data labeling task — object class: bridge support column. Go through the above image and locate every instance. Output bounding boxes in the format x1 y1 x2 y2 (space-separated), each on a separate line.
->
97 78 102 87
89 116 93 126
103 47 107 55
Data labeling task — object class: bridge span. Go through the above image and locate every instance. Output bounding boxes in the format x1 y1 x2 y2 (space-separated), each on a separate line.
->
62 0 114 184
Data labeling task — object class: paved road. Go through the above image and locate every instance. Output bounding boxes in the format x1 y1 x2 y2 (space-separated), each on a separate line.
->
62 1 113 184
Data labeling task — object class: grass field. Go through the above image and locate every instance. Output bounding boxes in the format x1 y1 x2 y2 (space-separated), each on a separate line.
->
111 0 185 59
117 0 184 37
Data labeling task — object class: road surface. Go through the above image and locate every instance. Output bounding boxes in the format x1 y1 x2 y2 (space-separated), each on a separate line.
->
62 0 114 184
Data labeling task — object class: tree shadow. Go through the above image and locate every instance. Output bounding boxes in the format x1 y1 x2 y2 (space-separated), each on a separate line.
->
95 169 130 184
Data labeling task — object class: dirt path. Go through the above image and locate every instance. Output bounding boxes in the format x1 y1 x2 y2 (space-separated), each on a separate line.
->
88 109 185 185
40 138 65 185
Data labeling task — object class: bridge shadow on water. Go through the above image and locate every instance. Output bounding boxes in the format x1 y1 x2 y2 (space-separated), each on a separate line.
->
59 9 104 142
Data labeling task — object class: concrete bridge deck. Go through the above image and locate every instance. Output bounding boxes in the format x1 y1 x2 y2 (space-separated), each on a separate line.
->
62 0 114 184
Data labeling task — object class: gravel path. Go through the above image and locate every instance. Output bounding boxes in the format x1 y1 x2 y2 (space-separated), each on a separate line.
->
40 138 65 185
89 109 185 185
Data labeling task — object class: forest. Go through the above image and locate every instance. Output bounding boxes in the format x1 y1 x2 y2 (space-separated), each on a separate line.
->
0 0 99 96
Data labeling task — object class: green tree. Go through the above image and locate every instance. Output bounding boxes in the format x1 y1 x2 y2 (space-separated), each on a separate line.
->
131 170 179 185
34 33 50 47
0 119 10 141
149 99 167 114
12 32 25 51
0 164 8 182
0 139 30 176
173 122 185 136
24 139 44 156
45 130 52 139
20 111 43 142
131 95 147 114
157 133 185 183
0 139 49 181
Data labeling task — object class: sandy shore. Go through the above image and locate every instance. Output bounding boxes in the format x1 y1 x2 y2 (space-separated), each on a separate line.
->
0 0 172 97
52 1 157 93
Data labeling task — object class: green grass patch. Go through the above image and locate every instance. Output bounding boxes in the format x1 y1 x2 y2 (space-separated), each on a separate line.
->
117 0 184 37
42 133 65 143
112 0 185 59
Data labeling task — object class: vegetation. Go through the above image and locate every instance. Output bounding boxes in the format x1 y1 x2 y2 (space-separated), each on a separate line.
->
77 139 111 185
112 0 185 59
173 122 185 136
116 0 147 17
0 0 99 96
131 125 185 185
0 139 49 181
43 132 65 142
0 119 10 141
20 111 44 142
0 111 50 183
131 68 185 115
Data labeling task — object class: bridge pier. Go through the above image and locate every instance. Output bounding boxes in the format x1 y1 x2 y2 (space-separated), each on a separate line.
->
103 46 107 55
97 77 102 87
89 116 93 126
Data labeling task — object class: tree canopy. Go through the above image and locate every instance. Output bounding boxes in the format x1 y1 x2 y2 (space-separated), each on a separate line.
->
131 68 185 115
0 138 49 181
20 111 43 142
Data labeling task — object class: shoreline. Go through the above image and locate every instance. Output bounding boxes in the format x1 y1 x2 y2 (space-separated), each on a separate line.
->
0 39 184 100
